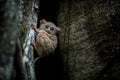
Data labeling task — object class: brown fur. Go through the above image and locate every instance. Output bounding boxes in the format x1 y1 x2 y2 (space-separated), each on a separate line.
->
31 19 60 58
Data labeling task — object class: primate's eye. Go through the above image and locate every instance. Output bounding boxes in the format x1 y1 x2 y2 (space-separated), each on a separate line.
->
45 25 49 28
50 27 54 31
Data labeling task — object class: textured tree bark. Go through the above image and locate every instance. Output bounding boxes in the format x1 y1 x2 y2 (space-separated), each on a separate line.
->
13 37 28 80
58 0 120 80
0 0 18 80
17 0 39 80
0 0 39 80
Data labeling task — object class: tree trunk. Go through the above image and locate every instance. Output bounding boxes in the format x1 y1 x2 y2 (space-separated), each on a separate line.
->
0 0 39 80
0 0 18 80
58 0 120 80
16 0 39 80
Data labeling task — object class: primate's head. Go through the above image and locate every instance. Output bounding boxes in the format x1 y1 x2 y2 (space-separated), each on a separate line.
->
39 19 61 35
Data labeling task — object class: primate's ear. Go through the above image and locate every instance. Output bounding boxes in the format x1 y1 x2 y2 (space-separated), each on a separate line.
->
56 27 61 33
40 19 47 25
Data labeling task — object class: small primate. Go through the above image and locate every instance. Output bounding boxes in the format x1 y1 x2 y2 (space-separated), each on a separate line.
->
31 19 60 59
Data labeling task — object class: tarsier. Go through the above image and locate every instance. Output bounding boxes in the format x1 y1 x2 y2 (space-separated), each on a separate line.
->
31 19 61 58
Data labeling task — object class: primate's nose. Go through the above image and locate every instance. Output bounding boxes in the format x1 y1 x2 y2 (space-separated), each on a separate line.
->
45 29 50 34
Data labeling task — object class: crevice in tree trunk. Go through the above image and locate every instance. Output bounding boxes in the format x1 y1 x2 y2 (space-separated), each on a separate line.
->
34 0 64 80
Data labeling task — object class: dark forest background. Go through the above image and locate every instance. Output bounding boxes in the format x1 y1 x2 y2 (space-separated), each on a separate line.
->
0 0 120 80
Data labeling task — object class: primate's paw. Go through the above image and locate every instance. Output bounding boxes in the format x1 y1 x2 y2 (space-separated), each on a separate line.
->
30 40 36 47
31 24 36 29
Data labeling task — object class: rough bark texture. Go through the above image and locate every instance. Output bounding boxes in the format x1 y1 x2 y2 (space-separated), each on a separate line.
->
0 0 18 80
58 0 120 80
0 0 39 80
17 0 39 80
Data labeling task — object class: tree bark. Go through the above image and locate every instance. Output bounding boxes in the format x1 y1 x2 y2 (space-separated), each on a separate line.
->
0 0 18 80
0 0 39 80
16 0 39 80
58 0 120 80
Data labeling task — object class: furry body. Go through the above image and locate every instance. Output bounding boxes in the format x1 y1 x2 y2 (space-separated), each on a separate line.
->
35 30 57 57
31 19 60 58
